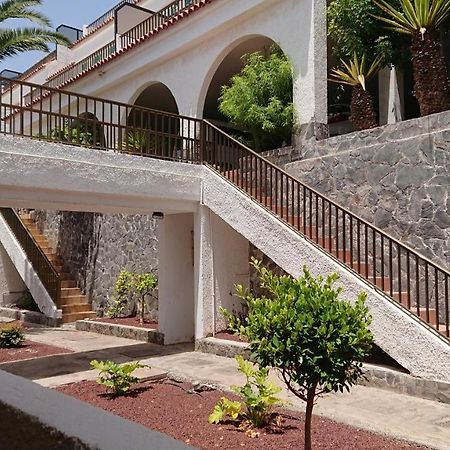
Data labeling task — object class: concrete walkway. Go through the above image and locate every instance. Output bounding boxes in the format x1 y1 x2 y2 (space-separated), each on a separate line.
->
2 323 450 450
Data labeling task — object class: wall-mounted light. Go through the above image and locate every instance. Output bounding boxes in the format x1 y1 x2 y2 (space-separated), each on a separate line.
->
152 212 164 220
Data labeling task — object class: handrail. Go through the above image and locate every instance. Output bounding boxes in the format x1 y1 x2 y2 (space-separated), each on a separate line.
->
0 75 449 339
86 0 135 34
0 208 60 306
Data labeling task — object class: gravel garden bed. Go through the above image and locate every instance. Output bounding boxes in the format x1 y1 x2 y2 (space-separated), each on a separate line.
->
0 341 72 363
57 380 426 450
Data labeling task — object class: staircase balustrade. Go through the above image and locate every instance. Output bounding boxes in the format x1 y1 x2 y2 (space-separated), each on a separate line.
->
0 208 60 306
1 75 449 338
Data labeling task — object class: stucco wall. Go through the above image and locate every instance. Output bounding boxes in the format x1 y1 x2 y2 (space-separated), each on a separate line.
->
270 111 450 270
33 210 159 316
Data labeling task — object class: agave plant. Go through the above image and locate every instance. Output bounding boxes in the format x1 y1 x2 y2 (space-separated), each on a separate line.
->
329 53 382 131
373 0 450 116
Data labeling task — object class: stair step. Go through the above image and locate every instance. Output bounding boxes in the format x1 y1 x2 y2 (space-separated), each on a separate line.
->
19 213 33 220
61 295 86 305
61 280 77 288
59 272 72 280
60 287 82 298
416 307 438 326
63 311 97 324
62 303 93 314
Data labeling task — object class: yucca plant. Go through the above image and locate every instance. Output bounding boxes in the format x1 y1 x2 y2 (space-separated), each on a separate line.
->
329 53 382 130
373 0 450 115
0 0 70 61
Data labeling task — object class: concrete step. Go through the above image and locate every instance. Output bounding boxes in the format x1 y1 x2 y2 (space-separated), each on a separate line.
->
61 295 87 305
62 303 93 314
60 287 82 298
63 311 97 324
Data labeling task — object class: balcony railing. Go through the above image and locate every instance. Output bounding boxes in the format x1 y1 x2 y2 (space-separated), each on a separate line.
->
1 75 450 341
0 208 60 306
85 0 135 35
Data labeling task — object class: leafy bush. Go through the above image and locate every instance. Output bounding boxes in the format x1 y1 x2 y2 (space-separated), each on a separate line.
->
90 359 146 396
219 46 294 152
208 355 283 428
108 270 158 324
0 323 25 348
227 258 373 450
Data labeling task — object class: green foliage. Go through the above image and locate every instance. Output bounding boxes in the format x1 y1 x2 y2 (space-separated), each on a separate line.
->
108 270 158 324
327 0 405 65
0 0 70 61
122 130 154 153
219 46 294 152
0 323 25 348
90 359 146 396
208 355 283 428
49 122 93 147
228 259 373 449
329 53 383 90
374 0 450 36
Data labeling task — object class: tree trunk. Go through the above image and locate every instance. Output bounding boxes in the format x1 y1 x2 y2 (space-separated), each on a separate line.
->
140 295 145 325
411 29 450 116
350 85 378 131
304 385 317 450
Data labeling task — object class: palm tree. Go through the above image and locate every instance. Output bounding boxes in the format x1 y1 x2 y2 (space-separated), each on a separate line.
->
329 53 382 131
374 0 450 116
0 0 70 62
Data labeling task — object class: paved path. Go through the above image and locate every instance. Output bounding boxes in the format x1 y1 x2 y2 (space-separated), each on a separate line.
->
2 323 450 450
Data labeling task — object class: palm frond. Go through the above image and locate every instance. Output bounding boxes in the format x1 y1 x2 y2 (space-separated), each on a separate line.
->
0 28 69 60
0 0 50 26
373 0 450 34
329 53 383 91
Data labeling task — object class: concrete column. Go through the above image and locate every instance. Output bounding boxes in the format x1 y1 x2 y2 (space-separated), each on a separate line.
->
193 207 249 340
379 66 404 125
292 0 328 140
0 242 27 305
158 213 195 344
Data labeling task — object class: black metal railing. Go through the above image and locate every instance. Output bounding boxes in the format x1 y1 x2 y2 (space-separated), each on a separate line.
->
1 75 449 339
120 0 198 47
0 208 60 306
86 0 135 34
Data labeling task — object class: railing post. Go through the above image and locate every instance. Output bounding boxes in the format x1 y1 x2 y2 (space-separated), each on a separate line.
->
199 120 206 164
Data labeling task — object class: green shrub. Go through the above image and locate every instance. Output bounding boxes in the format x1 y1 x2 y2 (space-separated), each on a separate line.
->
90 360 147 396
0 323 25 348
226 258 373 450
108 270 158 324
208 355 283 428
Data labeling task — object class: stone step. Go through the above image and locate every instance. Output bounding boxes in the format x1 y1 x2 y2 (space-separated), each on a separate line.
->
60 287 82 298
61 295 87 305
19 213 33 220
59 272 72 281
63 311 97 324
61 280 77 288
62 303 93 314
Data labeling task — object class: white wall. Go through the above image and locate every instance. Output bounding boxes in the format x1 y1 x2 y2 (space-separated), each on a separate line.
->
0 242 27 305
158 213 195 344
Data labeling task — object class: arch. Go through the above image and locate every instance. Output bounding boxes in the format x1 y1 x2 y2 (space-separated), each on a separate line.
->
124 82 181 159
198 34 288 122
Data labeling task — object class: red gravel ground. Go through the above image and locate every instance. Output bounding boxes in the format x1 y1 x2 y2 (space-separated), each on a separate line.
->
95 316 158 329
57 380 426 450
0 340 72 363
215 330 248 343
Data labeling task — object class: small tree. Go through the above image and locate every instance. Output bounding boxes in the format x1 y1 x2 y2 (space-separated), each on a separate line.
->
108 270 158 325
229 259 373 450
219 46 294 152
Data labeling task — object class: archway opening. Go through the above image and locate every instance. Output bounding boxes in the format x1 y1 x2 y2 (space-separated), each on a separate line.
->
126 82 180 159
202 36 293 152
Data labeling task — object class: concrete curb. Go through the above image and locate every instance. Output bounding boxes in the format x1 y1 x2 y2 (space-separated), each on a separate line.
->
0 306 61 327
0 369 195 450
197 337 450 406
75 319 164 344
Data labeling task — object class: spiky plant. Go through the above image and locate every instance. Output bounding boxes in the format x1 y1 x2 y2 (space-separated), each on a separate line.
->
0 0 70 61
373 0 450 116
329 54 382 131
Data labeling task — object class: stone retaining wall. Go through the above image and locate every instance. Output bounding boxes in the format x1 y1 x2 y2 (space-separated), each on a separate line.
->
33 211 159 316
264 111 450 269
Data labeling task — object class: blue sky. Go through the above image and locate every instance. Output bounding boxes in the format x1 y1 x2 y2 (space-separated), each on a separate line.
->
1 0 118 73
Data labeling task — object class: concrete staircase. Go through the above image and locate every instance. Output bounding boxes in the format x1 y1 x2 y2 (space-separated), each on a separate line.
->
19 213 96 324
225 173 443 335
